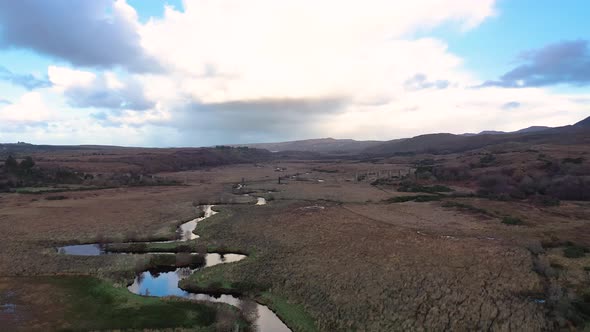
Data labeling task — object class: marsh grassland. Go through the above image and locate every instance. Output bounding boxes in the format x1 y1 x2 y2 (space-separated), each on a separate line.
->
1 146 590 330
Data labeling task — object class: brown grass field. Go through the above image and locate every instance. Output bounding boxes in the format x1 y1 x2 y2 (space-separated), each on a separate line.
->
1 145 590 330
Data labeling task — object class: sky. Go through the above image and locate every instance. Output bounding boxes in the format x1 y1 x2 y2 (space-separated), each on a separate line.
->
0 0 589 147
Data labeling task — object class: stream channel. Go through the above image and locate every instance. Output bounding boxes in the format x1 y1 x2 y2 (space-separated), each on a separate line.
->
57 199 290 332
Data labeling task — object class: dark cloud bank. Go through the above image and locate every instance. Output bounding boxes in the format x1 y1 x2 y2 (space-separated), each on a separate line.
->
63 76 154 111
481 40 590 88
0 0 159 72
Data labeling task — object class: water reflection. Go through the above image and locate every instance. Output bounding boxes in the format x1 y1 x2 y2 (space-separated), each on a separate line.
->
177 205 218 241
240 299 260 329
127 253 290 332
128 253 245 297
56 243 105 256
57 205 291 332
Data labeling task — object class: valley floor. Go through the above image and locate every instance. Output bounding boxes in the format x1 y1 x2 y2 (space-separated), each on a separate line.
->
1 161 589 330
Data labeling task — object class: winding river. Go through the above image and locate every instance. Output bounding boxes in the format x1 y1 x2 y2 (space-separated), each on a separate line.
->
58 200 290 332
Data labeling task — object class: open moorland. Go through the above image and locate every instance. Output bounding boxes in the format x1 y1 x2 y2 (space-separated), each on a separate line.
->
1 119 590 331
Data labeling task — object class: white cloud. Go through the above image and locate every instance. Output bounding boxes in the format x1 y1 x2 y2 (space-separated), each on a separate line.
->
139 1 492 103
48 66 96 90
94 0 495 137
3 0 589 146
325 86 589 140
0 92 55 125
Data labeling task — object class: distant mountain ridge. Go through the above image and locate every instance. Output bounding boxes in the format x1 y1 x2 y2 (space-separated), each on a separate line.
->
575 116 590 127
232 137 385 154
5 116 587 156
233 115 590 155
462 126 551 136
363 116 590 155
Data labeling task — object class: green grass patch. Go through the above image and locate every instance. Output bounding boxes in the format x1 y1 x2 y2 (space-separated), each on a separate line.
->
106 240 207 254
535 195 561 207
563 157 584 164
564 245 588 259
48 276 229 330
180 264 237 295
441 201 496 217
15 185 114 194
550 262 564 270
259 292 318 332
312 168 339 173
146 253 206 269
398 183 453 193
385 195 441 203
502 216 524 225
45 195 68 200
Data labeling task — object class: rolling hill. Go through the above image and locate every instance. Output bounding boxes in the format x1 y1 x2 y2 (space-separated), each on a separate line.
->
363 116 590 155
233 137 385 154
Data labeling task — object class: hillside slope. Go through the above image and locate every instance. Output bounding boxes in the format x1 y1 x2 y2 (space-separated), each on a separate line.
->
364 116 590 155
234 137 384 154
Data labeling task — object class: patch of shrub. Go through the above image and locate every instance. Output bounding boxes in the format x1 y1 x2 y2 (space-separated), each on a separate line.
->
129 242 148 252
415 159 436 166
518 176 537 196
540 159 562 175
370 178 396 186
496 192 514 201
415 165 434 175
175 253 205 268
385 195 441 203
398 182 453 193
533 260 556 278
526 241 545 255
312 168 339 173
531 195 561 207
571 291 590 325
477 174 515 198
4 155 18 172
415 170 435 181
429 185 453 192
45 195 68 200
209 281 224 289
54 169 84 184
385 196 416 203
231 281 270 294
564 245 588 259
441 201 495 216
414 195 441 202
563 157 584 164
502 216 523 225
547 176 590 201
176 244 193 253
432 165 472 181
479 154 496 165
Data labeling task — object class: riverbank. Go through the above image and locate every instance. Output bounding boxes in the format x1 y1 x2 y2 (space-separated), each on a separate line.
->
0 276 246 331
55 203 293 332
